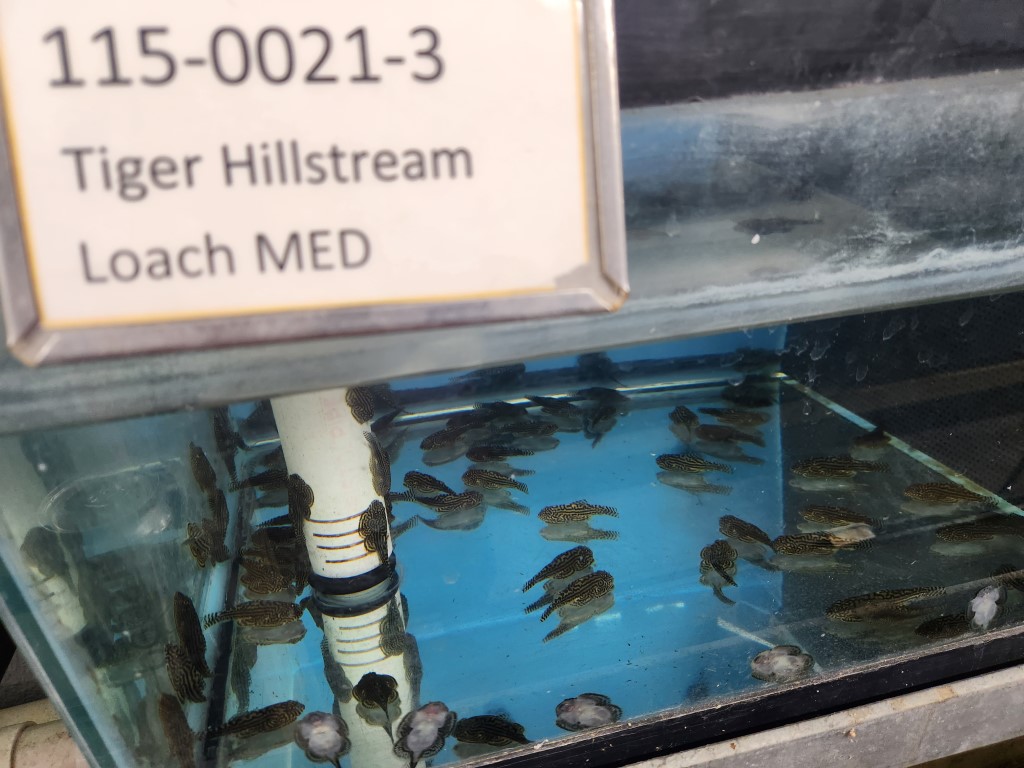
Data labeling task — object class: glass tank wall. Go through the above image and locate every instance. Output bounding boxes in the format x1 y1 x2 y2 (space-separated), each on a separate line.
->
1 287 1022 768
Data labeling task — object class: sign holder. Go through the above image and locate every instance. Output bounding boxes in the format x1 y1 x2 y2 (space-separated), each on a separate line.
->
0 1 625 366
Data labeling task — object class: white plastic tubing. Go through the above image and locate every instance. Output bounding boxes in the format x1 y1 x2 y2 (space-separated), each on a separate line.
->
272 389 409 767
272 388 392 581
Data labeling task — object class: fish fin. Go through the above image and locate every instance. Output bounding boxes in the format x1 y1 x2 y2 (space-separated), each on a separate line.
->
539 605 556 622
712 586 736 605
525 594 553 613
522 575 542 592
543 622 577 642
201 612 222 630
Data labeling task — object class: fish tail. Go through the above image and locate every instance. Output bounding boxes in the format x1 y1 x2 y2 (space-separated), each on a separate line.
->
513 480 529 493
712 586 736 605
717 462 734 474
539 605 556 622
201 612 224 630
603 508 619 517
872 462 890 473
387 491 415 503
522 575 542 592
524 594 552 612
391 517 418 538
594 529 620 541
543 622 576 642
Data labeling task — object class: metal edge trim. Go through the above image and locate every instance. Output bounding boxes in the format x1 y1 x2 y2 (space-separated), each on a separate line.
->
584 0 629 298
0 82 42 352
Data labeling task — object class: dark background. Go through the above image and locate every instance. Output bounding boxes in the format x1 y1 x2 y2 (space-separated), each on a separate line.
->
615 0 1024 106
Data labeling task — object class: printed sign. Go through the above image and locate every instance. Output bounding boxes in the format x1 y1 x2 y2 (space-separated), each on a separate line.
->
0 1 625 363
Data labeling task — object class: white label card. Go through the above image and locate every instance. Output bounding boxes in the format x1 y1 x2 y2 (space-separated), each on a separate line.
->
0 1 601 330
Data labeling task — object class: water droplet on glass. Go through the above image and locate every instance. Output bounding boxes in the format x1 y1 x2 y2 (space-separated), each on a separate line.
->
882 316 906 341
791 337 810 356
751 234 761 245
855 364 868 382
726 373 746 386
806 364 818 385
802 401 813 416
810 338 831 361
664 212 682 238
958 307 974 327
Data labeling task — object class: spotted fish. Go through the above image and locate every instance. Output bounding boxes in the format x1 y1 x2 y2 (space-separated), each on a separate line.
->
320 637 352 704
414 491 483 514
700 539 738 576
165 643 206 703
393 701 457 768
853 426 890 450
345 387 376 423
189 443 218 496
669 405 699 431
403 471 455 497
523 546 595 592
358 500 390 564
914 613 971 640
462 468 528 493
792 456 887 478
454 715 530 746
230 640 257 713
173 593 209 677
719 515 771 546
364 431 391 497
538 501 618 524
527 395 584 417
466 445 534 463
656 452 733 474
420 424 474 451
771 533 838 556
994 564 1024 593
353 672 400 740
694 424 764 447
540 571 614 621
202 600 303 630
206 700 305 739
502 419 558 437
184 522 212 568
935 514 1024 542
158 694 196 768
379 599 407 657
904 483 993 506
799 505 876 527
699 407 769 427
826 587 945 622
287 474 315 525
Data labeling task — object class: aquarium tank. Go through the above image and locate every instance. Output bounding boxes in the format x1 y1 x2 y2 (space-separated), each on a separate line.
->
2 2 1024 768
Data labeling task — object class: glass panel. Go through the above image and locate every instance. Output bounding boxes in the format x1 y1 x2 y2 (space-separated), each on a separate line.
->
0 288 1020 767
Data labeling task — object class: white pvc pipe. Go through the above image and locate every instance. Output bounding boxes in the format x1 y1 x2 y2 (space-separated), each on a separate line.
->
272 389 392 580
273 388 407 767
326 606 409 768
